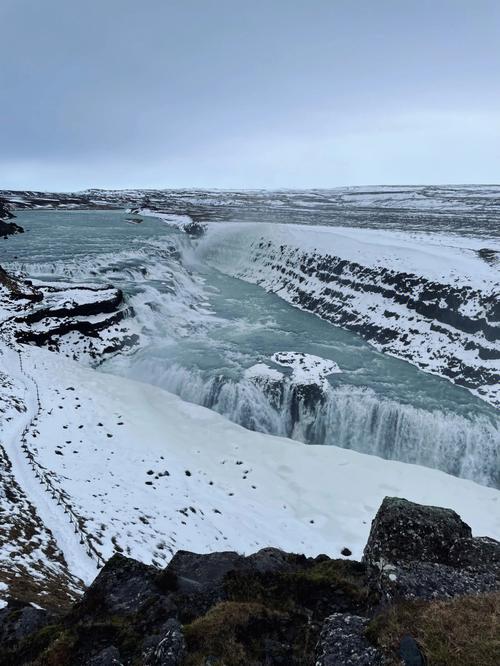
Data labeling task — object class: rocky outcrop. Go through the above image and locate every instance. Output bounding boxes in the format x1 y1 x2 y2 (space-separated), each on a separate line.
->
364 497 500 603
0 198 24 237
362 496 472 566
316 613 386 665
0 267 137 361
0 497 498 665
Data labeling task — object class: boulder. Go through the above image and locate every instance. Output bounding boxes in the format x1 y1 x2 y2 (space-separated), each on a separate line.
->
0 599 52 645
166 550 244 594
363 497 472 566
76 554 171 618
448 536 500 571
374 560 498 602
88 645 123 665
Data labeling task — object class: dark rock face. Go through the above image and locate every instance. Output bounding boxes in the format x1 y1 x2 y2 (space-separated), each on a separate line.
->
88 645 122 665
0 198 24 237
448 536 500 570
183 220 206 237
377 560 499 602
315 613 386 665
167 549 244 591
363 496 472 566
76 554 164 617
143 618 186 666
363 496 500 603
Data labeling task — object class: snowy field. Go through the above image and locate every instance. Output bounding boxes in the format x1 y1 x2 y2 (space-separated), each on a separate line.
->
1 341 499 593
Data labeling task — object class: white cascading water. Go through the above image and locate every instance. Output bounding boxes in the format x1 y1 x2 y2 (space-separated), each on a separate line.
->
125 358 500 488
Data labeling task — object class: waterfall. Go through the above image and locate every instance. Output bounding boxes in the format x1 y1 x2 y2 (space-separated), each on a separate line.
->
125 358 500 488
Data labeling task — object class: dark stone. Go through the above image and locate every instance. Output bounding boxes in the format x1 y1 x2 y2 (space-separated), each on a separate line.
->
342 547 353 557
183 220 207 237
315 613 386 665
399 634 426 665
243 547 307 574
88 645 122 665
374 560 499 602
76 554 173 618
166 550 244 593
448 536 500 571
363 497 472 566
0 600 52 645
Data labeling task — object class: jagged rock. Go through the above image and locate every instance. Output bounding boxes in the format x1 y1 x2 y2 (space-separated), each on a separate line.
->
363 497 472 566
166 550 244 593
0 599 51 645
76 554 169 617
0 198 23 236
315 613 386 665
243 547 307 574
183 220 206 237
1 498 498 665
0 198 15 221
143 618 186 665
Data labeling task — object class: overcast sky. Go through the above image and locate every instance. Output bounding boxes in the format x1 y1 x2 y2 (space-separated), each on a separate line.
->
1 0 499 190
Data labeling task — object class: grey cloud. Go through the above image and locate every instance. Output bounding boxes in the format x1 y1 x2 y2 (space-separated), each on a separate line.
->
1 0 499 188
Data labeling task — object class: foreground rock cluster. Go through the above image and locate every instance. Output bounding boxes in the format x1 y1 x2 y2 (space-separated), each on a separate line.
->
0 497 499 665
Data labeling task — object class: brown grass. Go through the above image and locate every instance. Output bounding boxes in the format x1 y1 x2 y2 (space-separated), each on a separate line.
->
367 591 500 665
184 601 285 666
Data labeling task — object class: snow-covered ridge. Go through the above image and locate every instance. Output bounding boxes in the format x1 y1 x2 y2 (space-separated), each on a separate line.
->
2 185 500 240
197 223 500 408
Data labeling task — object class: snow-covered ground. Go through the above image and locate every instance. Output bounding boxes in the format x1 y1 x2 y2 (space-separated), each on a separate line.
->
1 340 499 594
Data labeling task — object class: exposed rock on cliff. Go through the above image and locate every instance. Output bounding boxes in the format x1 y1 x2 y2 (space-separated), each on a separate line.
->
0 267 138 361
0 198 24 237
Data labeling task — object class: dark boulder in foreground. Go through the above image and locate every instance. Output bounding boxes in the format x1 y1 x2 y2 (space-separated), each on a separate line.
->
0 497 499 665
363 496 472 566
363 496 500 603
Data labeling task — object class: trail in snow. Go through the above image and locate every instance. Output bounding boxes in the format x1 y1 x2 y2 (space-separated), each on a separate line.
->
2 344 98 584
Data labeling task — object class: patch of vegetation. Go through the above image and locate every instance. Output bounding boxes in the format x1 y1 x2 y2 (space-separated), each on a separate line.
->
367 591 500 665
184 601 287 666
224 559 370 616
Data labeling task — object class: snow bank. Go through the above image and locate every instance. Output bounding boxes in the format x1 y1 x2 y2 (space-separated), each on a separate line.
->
9 345 500 582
